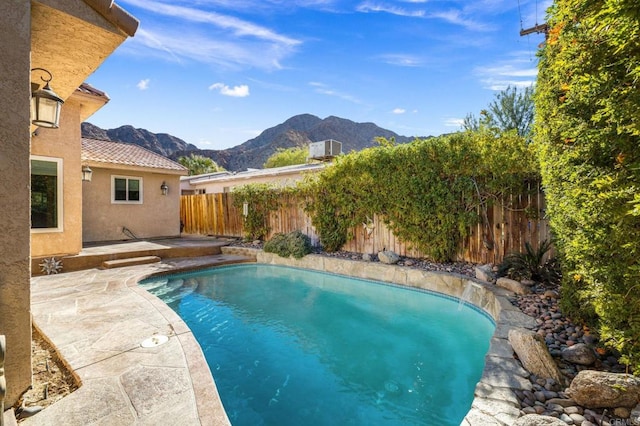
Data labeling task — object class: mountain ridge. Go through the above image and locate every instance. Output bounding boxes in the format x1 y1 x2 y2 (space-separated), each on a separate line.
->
82 114 427 171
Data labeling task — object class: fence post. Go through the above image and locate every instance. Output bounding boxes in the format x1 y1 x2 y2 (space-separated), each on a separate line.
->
0 334 6 426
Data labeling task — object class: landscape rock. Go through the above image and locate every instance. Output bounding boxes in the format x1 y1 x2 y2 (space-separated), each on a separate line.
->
497 277 532 295
377 250 399 265
613 407 631 418
509 328 565 386
561 343 597 366
513 414 567 425
362 253 372 262
631 403 640 424
475 264 495 282
542 290 559 299
568 370 640 409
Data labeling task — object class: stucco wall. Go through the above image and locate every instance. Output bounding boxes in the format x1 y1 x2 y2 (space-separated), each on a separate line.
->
0 0 33 407
183 174 307 194
83 168 183 242
31 97 83 257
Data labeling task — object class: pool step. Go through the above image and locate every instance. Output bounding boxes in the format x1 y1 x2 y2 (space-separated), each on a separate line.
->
102 256 161 269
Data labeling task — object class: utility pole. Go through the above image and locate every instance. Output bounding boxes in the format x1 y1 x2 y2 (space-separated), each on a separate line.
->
520 23 548 38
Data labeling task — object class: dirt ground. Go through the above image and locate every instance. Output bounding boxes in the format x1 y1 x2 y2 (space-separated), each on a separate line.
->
14 327 79 422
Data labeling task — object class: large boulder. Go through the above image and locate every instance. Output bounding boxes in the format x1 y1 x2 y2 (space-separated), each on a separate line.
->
508 328 565 386
514 414 567 426
497 277 531 295
377 250 399 265
568 370 640 409
561 343 597 366
475 264 495 282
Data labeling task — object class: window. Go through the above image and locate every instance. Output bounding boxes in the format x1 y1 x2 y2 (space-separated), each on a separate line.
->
31 156 63 231
112 176 143 204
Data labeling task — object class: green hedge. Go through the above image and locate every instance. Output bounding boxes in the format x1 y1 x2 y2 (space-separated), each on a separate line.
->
301 132 538 261
535 0 640 372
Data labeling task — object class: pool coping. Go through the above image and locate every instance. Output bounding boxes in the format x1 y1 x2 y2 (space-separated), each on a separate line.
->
222 247 536 426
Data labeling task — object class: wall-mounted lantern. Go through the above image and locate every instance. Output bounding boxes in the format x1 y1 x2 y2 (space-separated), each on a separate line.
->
160 182 169 196
31 68 64 129
82 165 92 182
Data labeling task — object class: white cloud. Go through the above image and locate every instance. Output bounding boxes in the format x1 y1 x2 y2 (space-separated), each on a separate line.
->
475 53 539 90
119 0 301 70
357 2 490 31
309 82 362 104
356 2 425 17
122 0 300 45
444 117 464 127
392 108 406 114
130 27 293 70
209 83 250 97
377 53 424 67
428 9 490 32
137 79 150 90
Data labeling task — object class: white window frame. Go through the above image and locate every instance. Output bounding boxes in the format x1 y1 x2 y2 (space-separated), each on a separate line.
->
111 175 144 204
30 155 63 233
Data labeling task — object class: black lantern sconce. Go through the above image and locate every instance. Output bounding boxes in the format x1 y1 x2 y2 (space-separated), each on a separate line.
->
31 68 64 129
160 182 168 196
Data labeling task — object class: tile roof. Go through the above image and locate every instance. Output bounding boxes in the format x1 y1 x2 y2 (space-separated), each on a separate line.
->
82 138 188 173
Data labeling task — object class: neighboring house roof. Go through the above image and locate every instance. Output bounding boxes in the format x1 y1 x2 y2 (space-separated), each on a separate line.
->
182 162 326 185
82 138 188 175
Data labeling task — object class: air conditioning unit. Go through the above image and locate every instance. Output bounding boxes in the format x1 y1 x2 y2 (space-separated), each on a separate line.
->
309 139 342 160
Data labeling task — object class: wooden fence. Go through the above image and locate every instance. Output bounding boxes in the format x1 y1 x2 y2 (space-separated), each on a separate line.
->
180 185 552 264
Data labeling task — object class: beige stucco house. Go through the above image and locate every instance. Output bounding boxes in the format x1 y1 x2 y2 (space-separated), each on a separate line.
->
31 83 111 258
180 163 326 195
82 138 187 243
0 0 138 412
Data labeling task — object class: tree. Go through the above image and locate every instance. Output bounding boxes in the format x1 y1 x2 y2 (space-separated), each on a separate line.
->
535 0 640 372
178 153 224 176
263 146 309 168
464 85 534 137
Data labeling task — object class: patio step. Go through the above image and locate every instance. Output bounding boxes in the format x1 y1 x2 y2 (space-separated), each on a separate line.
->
102 256 161 269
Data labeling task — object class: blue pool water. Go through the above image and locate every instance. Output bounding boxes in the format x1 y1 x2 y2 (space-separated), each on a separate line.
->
139 264 494 425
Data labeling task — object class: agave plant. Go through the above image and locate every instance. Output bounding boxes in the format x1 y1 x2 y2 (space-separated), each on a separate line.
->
498 240 561 286
39 257 63 275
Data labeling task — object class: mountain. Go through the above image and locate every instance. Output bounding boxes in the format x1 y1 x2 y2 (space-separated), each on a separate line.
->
82 114 425 171
80 122 197 157
170 114 419 171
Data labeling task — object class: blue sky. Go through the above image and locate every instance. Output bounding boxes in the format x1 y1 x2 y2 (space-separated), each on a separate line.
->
86 0 549 150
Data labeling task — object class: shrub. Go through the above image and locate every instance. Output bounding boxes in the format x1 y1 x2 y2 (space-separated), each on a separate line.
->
264 230 312 259
498 240 561 286
535 0 640 372
232 184 281 241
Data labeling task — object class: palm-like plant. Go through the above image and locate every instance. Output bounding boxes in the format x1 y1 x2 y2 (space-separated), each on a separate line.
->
498 239 561 286
178 154 224 176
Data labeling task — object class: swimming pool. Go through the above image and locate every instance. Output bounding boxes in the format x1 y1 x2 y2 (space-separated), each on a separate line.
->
139 264 494 425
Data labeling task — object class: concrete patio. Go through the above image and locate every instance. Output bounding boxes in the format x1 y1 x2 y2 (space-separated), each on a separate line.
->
23 239 254 425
